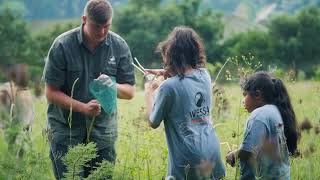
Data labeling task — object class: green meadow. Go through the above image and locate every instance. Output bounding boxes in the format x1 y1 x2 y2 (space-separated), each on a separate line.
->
1 81 318 179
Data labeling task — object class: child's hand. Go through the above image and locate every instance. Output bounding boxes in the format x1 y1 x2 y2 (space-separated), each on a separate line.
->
226 150 237 167
144 74 164 93
144 80 160 95
145 69 170 79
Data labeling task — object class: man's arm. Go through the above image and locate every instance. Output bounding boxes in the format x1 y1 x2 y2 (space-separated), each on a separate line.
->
117 83 135 99
45 84 101 117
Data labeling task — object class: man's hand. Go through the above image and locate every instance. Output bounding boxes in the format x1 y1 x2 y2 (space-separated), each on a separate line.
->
82 99 101 117
96 73 135 100
97 74 109 81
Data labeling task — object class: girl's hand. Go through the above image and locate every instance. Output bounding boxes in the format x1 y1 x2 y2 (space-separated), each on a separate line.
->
144 80 160 95
145 69 170 79
144 73 165 94
226 150 237 167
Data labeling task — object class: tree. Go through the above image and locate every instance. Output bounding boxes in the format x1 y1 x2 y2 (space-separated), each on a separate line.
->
296 6 320 69
0 8 33 66
113 0 224 67
221 30 274 67
221 6 320 75
267 6 320 72
268 14 301 69
0 5 79 80
34 22 79 62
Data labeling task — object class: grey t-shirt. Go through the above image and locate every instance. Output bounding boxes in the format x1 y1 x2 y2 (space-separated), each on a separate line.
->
150 68 225 180
240 104 290 180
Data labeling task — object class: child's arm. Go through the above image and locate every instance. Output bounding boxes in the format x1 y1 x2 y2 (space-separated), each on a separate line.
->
144 81 159 128
226 149 254 167
226 120 267 168
144 77 164 128
226 149 239 167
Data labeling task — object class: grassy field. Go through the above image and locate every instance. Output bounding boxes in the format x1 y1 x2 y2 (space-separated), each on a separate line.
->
1 81 320 179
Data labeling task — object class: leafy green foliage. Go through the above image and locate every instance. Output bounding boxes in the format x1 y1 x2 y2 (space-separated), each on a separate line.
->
221 6 320 76
296 7 320 68
62 142 97 180
33 22 79 62
0 8 33 66
222 30 274 67
0 115 52 180
61 142 115 180
0 5 79 80
268 6 320 72
114 0 224 66
268 14 300 68
313 66 320 81
85 160 114 180
2 0 320 79
1 0 320 20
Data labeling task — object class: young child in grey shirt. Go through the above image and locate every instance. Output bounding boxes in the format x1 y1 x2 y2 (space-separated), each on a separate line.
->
144 26 225 180
226 71 299 180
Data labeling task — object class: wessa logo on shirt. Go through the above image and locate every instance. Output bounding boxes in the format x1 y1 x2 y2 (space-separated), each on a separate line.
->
189 92 209 123
107 56 116 65
195 92 205 107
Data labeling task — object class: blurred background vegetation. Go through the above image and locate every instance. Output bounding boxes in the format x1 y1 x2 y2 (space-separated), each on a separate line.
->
1 1 320 179
1 0 320 83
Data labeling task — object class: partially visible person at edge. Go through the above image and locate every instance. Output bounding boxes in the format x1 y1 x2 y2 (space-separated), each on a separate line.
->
42 0 135 179
226 71 299 180
0 64 34 153
144 26 226 180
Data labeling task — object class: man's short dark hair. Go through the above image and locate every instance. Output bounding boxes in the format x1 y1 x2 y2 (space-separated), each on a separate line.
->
84 0 113 24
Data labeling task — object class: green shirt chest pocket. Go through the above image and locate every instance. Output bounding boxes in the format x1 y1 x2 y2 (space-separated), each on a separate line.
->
102 56 118 77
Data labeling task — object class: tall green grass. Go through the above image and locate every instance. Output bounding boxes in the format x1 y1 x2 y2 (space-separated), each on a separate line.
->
0 81 319 179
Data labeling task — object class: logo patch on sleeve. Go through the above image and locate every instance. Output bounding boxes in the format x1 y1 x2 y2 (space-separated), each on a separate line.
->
107 56 116 65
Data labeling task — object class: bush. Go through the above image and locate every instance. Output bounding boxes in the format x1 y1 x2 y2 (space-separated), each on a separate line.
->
206 62 222 80
313 66 320 81
272 68 286 79
297 70 306 81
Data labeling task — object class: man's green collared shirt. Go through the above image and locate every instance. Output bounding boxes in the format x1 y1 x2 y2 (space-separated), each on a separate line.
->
43 26 135 149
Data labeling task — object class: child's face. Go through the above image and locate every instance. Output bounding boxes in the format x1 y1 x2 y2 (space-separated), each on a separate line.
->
243 91 259 113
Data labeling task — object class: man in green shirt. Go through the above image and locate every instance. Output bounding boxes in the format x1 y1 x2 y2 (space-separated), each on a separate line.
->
43 0 135 179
